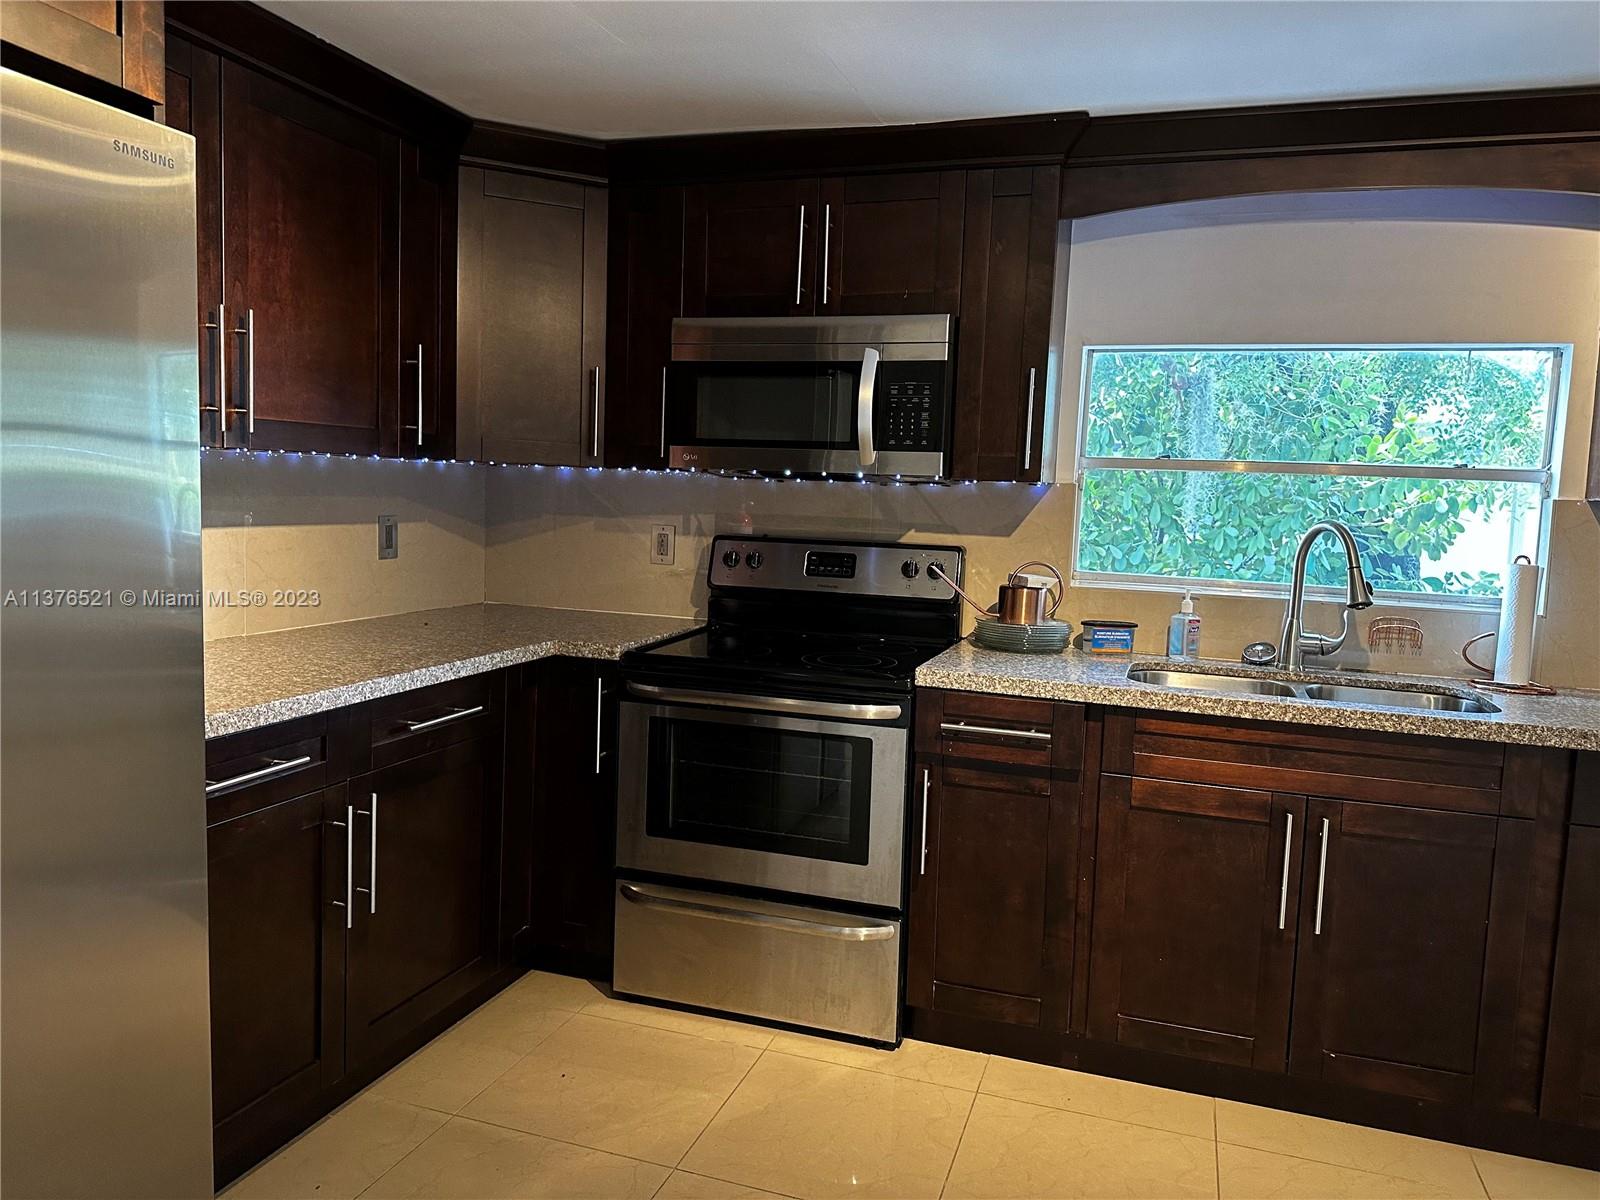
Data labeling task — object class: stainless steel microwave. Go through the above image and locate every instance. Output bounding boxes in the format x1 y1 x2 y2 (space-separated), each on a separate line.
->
666 314 952 480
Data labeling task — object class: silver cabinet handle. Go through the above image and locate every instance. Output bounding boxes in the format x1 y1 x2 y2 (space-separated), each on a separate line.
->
939 720 1051 743
204 754 313 795
619 882 896 942
856 346 880 468
793 204 806 306
659 366 668 460
201 303 232 437
367 792 378 915
589 366 602 460
821 202 832 305
919 767 931 877
1023 367 1037 472
328 803 353 930
594 676 605 775
1313 816 1330 935
234 308 256 435
627 682 902 722
401 704 484 732
403 342 424 448
1277 810 1294 930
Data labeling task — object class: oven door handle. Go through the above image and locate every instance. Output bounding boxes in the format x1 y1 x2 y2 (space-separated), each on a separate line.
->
625 682 902 722
619 883 897 942
856 346 880 468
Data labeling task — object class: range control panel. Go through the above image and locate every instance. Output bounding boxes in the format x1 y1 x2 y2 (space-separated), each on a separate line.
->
709 536 963 601
876 362 948 453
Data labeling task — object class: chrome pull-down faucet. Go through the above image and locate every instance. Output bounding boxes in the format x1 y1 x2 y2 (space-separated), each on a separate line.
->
1276 521 1375 670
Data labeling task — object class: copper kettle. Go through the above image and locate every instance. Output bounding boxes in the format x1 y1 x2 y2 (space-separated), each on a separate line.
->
933 559 1065 626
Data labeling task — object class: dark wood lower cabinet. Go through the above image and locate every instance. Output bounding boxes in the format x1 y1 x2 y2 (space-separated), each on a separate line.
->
1088 777 1304 1071
524 658 618 976
346 736 502 1067
908 693 1596 1170
1541 820 1600 1128
1289 800 1500 1104
207 786 346 1183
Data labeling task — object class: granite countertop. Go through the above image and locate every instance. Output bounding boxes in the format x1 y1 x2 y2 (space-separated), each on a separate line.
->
204 604 701 739
917 641 1600 751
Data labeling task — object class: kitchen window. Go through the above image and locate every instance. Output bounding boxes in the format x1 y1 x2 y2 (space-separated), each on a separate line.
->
1073 346 1563 603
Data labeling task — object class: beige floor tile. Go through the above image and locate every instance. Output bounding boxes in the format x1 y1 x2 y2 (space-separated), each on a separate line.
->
583 994 775 1049
499 969 609 1013
450 993 576 1056
653 1170 795 1199
1471 1149 1600 1200
980 1054 1214 1138
360 1115 669 1199
461 1014 761 1166
1216 1101 1485 1196
367 1024 526 1114
680 1050 974 1200
764 1031 988 1091
1218 1143 1481 1199
944 1093 1218 1200
222 1097 447 1200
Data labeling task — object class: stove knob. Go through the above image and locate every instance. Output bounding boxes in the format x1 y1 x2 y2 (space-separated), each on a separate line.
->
746 551 764 569
900 560 920 579
722 549 742 569
928 560 948 583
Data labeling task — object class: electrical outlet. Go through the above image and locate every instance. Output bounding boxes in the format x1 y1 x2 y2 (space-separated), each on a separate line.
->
377 515 398 560
650 523 675 565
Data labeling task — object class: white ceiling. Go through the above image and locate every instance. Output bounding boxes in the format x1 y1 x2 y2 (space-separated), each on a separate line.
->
261 1 1600 140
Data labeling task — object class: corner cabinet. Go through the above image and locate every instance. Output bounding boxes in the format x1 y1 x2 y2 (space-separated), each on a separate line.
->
204 674 508 1187
164 35 453 457
1542 755 1600 1128
457 167 607 465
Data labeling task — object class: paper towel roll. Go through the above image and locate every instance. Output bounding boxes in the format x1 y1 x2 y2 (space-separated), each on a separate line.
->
1493 558 1541 685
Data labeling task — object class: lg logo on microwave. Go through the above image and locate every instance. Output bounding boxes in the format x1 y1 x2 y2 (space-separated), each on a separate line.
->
680 451 700 462
111 139 176 170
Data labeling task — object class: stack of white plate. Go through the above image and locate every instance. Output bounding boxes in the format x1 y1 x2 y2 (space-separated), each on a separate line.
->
972 616 1073 654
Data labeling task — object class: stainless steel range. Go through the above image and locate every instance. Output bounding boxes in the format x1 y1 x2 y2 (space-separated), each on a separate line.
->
614 536 965 1044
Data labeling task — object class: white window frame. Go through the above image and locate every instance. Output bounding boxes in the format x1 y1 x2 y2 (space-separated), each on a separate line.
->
1070 342 1566 612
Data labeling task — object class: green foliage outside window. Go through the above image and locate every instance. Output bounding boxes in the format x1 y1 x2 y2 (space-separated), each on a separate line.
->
1078 348 1556 597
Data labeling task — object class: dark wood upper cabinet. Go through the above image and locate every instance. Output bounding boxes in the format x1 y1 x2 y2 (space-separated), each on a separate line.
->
220 59 400 455
206 784 345 1186
683 177 819 317
345 735 502 1067
458 167 607 465
398 143 454 460
604 184 684 469
953 165 1059 482
1289 800 1503 1105
817 171 965 316
2 1 165 106
1089 776 1305 1072
1543 817 1600 1128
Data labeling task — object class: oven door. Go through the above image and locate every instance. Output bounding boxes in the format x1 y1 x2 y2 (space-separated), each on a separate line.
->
617 691 908 910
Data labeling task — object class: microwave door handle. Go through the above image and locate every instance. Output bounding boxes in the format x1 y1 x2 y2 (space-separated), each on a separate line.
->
856 346 880 468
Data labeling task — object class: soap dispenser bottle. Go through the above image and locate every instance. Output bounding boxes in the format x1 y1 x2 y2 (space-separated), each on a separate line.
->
1167 591 1201 657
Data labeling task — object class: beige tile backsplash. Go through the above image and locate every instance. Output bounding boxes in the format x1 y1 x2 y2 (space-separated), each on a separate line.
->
202 457 1599 690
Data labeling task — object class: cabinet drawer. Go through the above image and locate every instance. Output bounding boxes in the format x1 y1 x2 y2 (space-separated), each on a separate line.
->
615 880 900 1043
917 689 1084 776
206 714 335 824
366 674 497 769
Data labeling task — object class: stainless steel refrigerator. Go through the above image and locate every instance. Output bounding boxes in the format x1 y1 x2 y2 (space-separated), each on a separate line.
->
1 69 213 1197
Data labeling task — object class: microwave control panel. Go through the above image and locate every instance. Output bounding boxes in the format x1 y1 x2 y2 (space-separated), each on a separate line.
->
875 362 948 453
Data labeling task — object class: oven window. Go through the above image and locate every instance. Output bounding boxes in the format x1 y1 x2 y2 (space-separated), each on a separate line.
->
646 714 872 864
685 362 860 447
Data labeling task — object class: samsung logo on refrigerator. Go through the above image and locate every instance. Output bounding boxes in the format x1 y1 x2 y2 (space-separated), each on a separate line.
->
111 139 176 170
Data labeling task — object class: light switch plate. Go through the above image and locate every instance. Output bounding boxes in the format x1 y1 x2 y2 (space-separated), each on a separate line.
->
651 523 675 565
377 515 398 559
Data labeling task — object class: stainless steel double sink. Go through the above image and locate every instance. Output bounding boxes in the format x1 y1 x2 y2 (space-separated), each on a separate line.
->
1126 667 1501 714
